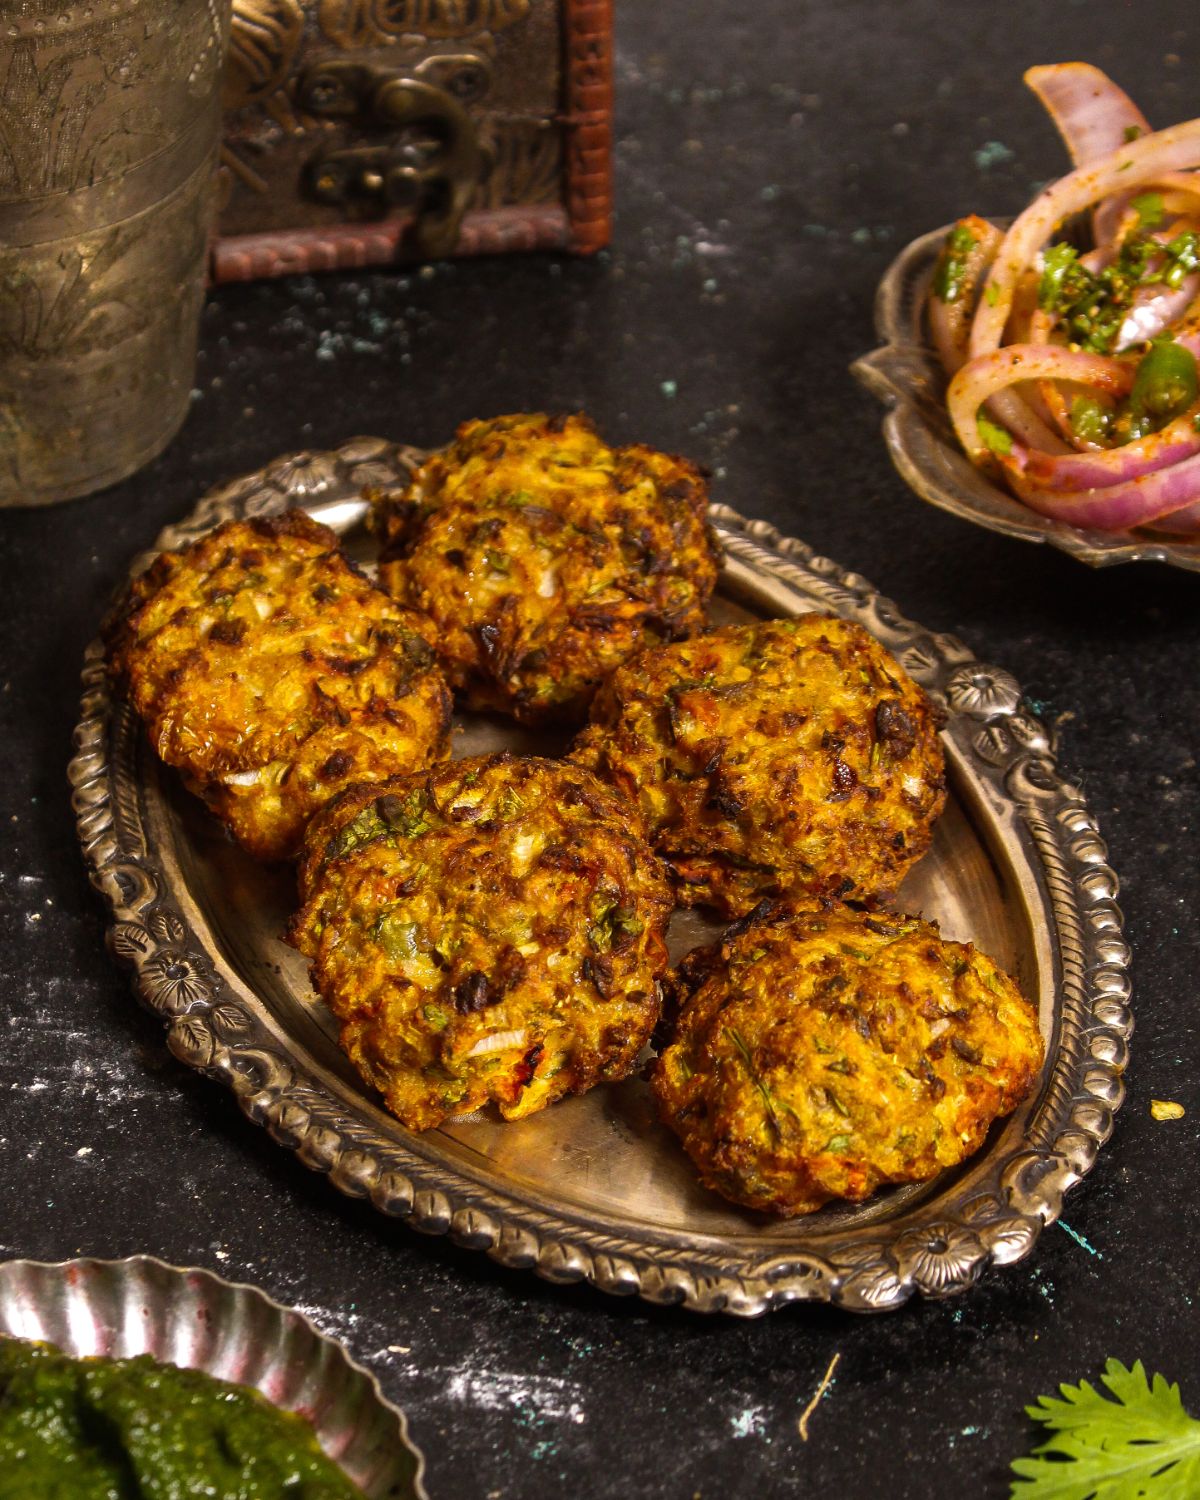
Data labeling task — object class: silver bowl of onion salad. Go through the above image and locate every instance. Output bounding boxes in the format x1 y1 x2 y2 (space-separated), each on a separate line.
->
852 61 1200 573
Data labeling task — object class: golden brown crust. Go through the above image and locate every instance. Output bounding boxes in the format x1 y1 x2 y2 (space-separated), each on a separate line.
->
289 754 674 1131
652 903 1044 1217
372 413 720 724
105 511 453 862
570 614 947 916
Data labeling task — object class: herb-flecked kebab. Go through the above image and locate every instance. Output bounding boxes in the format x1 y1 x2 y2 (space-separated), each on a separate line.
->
291 753 674 1131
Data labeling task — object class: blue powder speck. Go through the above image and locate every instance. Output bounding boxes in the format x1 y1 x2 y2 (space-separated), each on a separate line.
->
975 140 1015 172
1057 1221 1103 1259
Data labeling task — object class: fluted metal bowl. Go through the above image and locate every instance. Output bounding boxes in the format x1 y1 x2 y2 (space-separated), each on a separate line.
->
0 1256 427 1500
851 224 1200 573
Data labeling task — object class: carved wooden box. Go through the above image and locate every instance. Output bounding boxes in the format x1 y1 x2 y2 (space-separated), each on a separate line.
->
213 0 612 281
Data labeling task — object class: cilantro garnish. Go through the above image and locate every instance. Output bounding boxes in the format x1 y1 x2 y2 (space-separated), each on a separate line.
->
1010 1359 1200 1498
1038 226 1200 355
376 789 431 838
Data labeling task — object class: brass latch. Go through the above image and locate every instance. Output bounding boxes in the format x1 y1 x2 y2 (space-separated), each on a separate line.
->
296 60 486 258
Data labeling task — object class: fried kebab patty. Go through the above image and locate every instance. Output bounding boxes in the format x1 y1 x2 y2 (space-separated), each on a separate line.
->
105 510 452 862
290 754 674 1131
652 903 1044 1217
372 412 720 724
570 615 946 917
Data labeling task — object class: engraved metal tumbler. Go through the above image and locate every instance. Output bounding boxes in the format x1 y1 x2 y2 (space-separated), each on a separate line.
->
0 0 230 505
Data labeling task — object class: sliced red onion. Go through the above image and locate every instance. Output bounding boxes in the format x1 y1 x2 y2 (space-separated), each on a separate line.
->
1001 270 1051 350
1079 246 1113 274
1023 62 1150 244
1005 447 1200 529
1025 308 1097 449
1035 378 1095 450
947 344 1131 464
986 389 1073 454
930 232 1071 452
930 69 1200 536
969 118 1200 359
1147 497 1200 534
1025 63 1149 167
987 279 1073 450
1023 405 1200 487
1116 274 1200 348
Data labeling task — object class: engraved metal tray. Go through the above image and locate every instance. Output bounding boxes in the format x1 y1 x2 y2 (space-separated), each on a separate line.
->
0 1255 427 1498
69 440 1133 1315
851 224 1200 573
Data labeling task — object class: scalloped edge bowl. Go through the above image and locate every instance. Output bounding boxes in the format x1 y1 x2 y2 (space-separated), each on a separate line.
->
852 224 1200 573
0 1256 428 1500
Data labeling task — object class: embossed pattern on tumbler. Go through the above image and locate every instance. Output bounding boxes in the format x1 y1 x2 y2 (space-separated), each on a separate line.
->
0 0 230 506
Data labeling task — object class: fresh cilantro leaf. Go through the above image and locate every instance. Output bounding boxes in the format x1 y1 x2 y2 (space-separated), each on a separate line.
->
1010 1359 1200 1499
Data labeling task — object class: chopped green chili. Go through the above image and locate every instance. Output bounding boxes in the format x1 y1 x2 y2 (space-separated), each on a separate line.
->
932 223 980 304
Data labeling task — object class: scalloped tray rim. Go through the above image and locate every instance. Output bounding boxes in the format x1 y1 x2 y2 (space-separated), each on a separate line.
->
67 441 1134 1315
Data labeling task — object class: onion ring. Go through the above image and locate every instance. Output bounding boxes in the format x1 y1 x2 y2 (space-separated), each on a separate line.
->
969 119 1200 360
947 345 1132 465
1023 63 1150 245
1005 447 1200 529
928 216 1002 375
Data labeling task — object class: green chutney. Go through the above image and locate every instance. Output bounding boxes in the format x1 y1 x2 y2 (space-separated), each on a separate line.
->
0 1337 367 1499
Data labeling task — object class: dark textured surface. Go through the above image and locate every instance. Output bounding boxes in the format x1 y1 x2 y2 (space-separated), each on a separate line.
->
3 6 1199 1497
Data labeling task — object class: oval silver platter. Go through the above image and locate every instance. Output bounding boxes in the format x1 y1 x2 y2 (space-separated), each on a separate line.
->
0 1254 427 1499
851 223 1200 573
69 438 1133 1315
